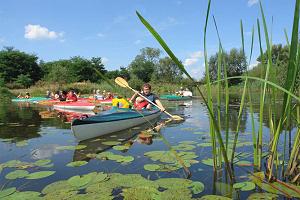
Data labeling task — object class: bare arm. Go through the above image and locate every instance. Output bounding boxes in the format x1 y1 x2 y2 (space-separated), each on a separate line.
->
155 99 165 112
129 92 139 103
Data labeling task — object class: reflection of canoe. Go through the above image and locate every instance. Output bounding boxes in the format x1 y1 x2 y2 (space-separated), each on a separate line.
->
12 97 50 102
54 107 96 116
71 108 161 141
73 125 146 161
160 95 192 101
53 101 96 111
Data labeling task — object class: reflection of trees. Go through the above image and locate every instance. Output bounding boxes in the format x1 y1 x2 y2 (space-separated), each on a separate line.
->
215 104 247 133
0 102 42 140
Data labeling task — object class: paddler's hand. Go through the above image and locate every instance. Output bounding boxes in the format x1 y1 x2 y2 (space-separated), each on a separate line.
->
160 107 166 112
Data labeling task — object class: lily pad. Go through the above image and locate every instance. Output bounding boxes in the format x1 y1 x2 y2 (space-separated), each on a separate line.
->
66 161 88 167
233 181 255 191
42 180 76 194
122 186 160 200
144 164 161 171
201 158 214 166
5 170 29 180
26 171 55 179
4 191 42 200
101 141 121 146
67 174 92 189
199 195 232 200
189 181 204 194
34 159 52 167
56 145 86 151
112 145 129 151
0 187 16 198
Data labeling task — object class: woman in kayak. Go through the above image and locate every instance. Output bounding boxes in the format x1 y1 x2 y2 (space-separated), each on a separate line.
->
66 90 78 102
130 83 165 112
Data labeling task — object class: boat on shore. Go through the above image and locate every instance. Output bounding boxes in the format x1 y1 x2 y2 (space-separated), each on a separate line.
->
12 97 50 102
71 108 161 141
160 94 192 101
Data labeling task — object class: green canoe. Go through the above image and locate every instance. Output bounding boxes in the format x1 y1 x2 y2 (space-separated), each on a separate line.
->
160 94 192 101
12 97 50 102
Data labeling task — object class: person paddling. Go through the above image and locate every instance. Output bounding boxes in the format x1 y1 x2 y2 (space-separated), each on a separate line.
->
130 83 165 112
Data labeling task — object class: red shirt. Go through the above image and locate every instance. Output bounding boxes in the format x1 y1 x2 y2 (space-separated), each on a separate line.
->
66 94 78 102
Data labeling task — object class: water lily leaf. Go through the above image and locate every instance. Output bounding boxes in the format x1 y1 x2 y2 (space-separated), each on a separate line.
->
197 143 212 147
202 158 214 166
5 191 42 200
179 141 198 145
2 160 22 168
67 174 92 189
193 131 209 135
66 161 88 167
56 145 86 151
199 195 231 200
112 145 129 151
42 180 76 194
26 171 55 179
247 192 278 199
233 181 255 191
189 181 204 194
120 156 134 163
5 170 29 180
43 190 78 200
0 187 16 198
160 188 193 200
34 159 52 167
144 164 161 171
155 178 193 189
91 172 109 183
101 141 121 146
173 144 196 151
122 186 160 200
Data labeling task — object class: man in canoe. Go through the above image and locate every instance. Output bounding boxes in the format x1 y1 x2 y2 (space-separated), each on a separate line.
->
130 83 165 112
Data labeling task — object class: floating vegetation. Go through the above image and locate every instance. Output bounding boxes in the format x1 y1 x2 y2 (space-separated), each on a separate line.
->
25 171 55 180
199 195 231 200
56 145 87 151
5 170 29 180
233 181 256 191
0 187 16 198
96 152 134 163
66 161 88 167
112 145 130 151
101 141 121 146
246 193 278 199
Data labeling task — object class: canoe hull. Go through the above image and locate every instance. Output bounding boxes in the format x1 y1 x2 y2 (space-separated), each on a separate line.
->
53 104 95 111
160 95 192 101
71 110 161 141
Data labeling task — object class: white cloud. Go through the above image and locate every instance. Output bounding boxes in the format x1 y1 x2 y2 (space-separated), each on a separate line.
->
247 0 259 7
183 51 203 66
97 33 105 37
249 61 259 69
102 57 109 65
134 40 141 45
24 24 64 40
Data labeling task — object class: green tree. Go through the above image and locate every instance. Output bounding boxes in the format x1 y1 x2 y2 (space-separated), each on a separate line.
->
14 74 33 88
207 48 247 86
0 47 42 85
152 57 183 82
106 67 130 80
44 63 77 84
129 47 161 82
250 44 290 87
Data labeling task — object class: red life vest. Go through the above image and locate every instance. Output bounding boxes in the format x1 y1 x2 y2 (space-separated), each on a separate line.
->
134 100 149 110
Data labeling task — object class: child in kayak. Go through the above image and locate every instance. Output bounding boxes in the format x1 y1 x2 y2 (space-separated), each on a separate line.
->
134 96 149 110
66 90 77 102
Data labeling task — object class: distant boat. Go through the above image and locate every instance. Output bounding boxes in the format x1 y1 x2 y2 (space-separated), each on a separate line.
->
160 94 192 101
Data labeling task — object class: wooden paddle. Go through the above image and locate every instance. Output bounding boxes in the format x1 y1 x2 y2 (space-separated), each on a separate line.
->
115 77 183 121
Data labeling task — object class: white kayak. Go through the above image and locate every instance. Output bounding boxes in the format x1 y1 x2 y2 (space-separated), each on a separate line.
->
71 108 161 141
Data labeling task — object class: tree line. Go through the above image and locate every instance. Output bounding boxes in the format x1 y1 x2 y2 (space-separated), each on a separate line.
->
0 44 293 89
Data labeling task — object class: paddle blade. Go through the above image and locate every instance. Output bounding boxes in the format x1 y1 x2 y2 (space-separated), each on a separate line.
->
171 115 184 121
115 77 129 88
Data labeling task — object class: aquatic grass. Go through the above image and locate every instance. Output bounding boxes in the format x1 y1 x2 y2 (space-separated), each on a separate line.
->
136 0 234 181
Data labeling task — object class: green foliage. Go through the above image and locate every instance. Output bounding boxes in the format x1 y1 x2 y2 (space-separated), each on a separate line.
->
128 75 144 90
128 47 160 82
152 57 183 82
0 47 42 85
106 67 130 80
14 74 33 88
207 48 247 86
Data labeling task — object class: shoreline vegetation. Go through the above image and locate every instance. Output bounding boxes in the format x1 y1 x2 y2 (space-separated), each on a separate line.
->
1 0 300 199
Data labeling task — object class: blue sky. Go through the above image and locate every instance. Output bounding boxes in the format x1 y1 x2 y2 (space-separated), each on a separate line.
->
0 0 295 79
